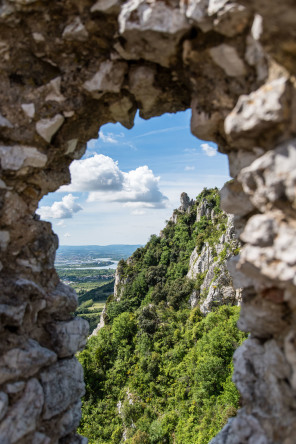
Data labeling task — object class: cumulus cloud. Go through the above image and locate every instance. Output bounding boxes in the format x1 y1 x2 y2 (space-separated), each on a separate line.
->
62 154 123 192
99 130 117 144
64 232 71 238
38 194 82 219
201 143 217 157
62 154 168 209
185 166 195 171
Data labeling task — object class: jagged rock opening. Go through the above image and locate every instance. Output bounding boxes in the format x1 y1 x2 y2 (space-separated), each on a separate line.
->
0 0 295 443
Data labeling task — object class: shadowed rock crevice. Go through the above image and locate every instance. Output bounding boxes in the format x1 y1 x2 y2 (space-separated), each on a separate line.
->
0 0 295 442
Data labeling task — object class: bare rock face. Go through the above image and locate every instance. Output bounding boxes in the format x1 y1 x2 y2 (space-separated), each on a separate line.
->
0 0 295 442
187 210 241 314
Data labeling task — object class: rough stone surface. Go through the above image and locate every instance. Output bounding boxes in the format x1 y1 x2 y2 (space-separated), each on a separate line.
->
46 318 89 358
40 358 85 420
0 339 57 385
187 207 241 314
0 0 295 442
0 378 44 443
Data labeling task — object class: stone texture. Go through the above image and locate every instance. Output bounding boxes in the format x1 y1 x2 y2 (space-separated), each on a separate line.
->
0 378 44 443
0 0 295 442
36 115 65 144
225 77 290 141
40 358 85 420
83 61 127 98
0 392 8 422
0 145 47 171
0 339 56 385
209 44 246 77
47 317 89 358
62 17 89 42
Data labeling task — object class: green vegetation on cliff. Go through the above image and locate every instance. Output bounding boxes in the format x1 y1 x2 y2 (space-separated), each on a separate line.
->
78 188 247 443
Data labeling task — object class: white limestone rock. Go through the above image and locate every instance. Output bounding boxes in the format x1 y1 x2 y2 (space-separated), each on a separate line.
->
191 100 222 142
62 17 89 42
21 103 35 118
227 147 264 178
36 114 65 143
187 243 213 279
188 290 199 309
129 66 161 118
210 410 270 444
0 113 13 128
225 77 289 137
91 305 107 336
238 139 296 211
200 263 236 314
32 32 45 42
109 95 136 129
65 138 78 155
209 44 246 77
40 358 85 420
91 0 120 14
220 181 255 216
118 0 189 67
0 145 47 171
227 256 253 289
196 198 213 221
56 400 82 438
245 15 268 82
0 339 57 385
47 317 89 358
185 0 212 32
45 77 66 103
0 379 44 444
0 231 10 250
208 0 228 15
240 214 276 247
46 282 78 318
83 61 127 98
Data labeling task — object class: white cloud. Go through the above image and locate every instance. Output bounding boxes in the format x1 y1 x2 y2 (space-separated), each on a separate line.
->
185 166 195 171
201 143 217 157
56 220 66 226
38 194 82 219
62 154 168 209
99 130 117 143
62 154 123 192
64 232 71 238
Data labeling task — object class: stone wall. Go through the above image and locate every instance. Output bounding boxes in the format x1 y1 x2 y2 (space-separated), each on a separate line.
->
0 0 295 442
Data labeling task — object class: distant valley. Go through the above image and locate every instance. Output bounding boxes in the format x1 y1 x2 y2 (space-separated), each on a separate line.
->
55 244 142 332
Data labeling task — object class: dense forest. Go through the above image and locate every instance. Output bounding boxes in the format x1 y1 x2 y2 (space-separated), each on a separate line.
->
78 188 247 443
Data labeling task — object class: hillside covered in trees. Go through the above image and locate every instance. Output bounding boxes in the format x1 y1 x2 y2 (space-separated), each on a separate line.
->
78 188 247 444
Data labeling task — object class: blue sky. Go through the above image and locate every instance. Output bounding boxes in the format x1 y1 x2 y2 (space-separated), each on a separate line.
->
38 110 230 245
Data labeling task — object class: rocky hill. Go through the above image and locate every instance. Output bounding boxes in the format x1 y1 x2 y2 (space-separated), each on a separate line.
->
78 188 247 443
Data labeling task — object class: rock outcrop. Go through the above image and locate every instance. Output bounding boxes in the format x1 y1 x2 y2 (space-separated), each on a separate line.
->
0 0 295 443
187 201 241 314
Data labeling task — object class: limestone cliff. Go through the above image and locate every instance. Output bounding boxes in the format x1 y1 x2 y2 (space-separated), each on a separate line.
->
187 208 241 314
